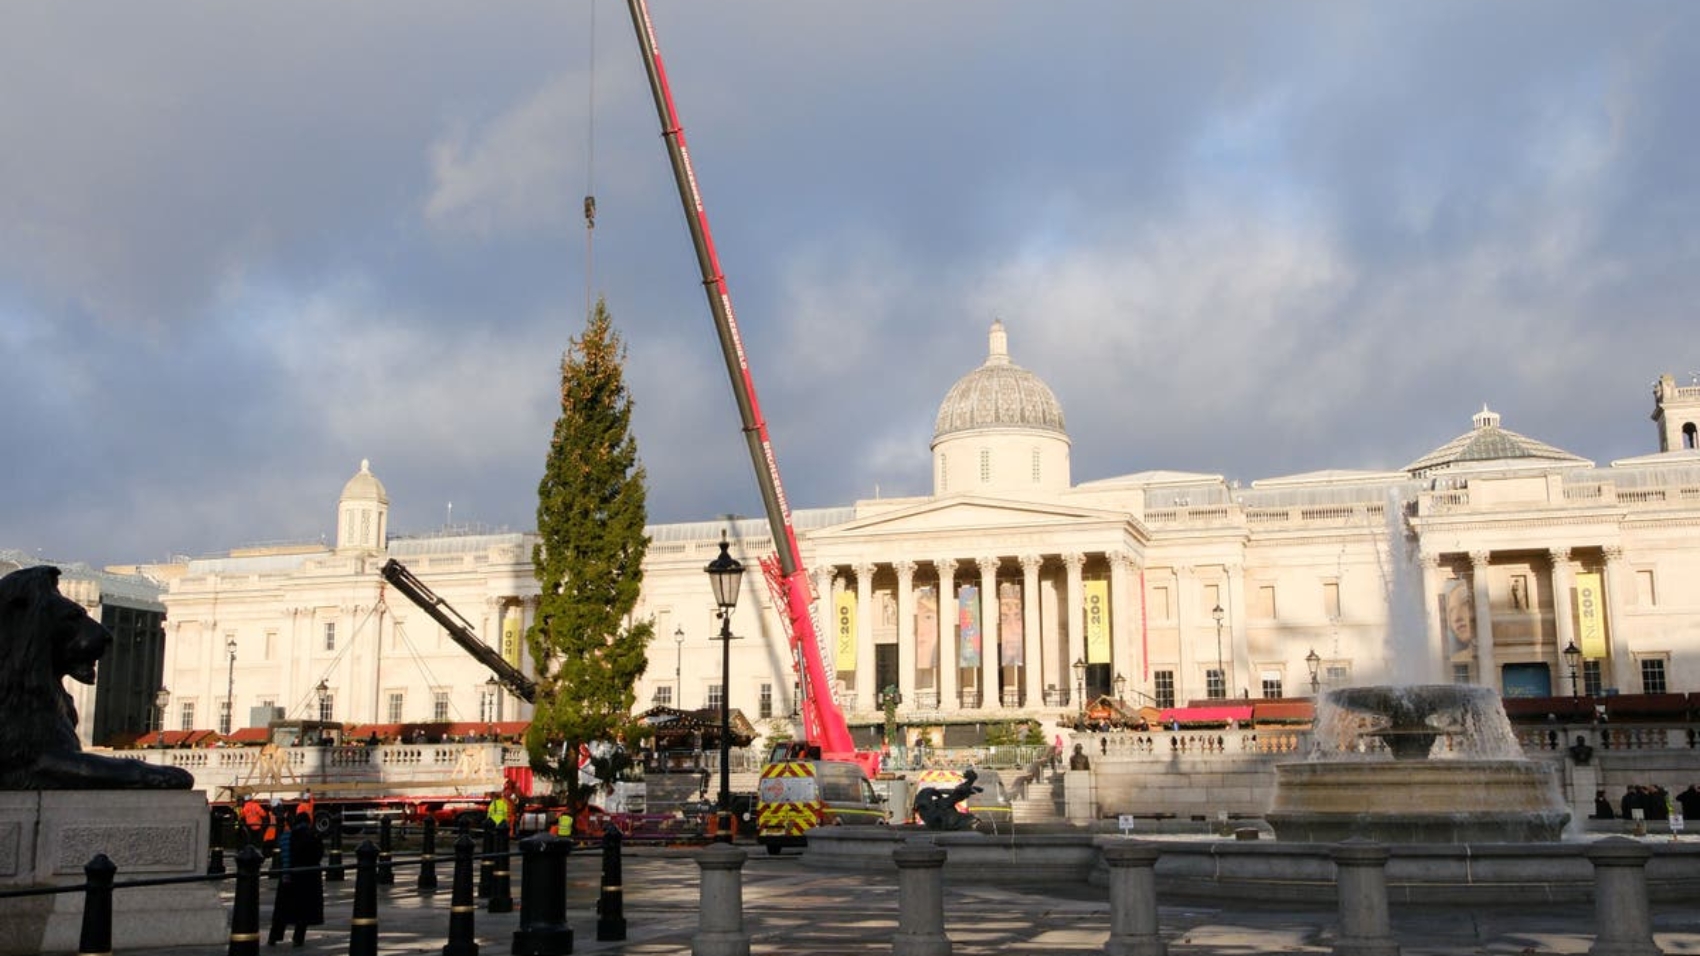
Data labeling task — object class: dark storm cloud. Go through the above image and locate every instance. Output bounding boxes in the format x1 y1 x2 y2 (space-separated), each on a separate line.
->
2 2 1696 567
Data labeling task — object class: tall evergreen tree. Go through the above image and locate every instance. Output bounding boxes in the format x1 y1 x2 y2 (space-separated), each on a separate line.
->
526 298 652 807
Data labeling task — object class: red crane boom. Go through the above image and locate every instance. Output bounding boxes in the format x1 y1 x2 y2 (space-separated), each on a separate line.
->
624 1 870 770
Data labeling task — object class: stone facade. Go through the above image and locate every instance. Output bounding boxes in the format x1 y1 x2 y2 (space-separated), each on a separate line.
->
123 328 1700 746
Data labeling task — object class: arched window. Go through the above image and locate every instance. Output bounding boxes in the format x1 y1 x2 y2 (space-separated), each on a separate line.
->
1684 422 1697 450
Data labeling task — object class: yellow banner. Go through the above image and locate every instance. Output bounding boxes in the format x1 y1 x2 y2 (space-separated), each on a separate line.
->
835 591 857 672
501 612 522 668
1085 580 1110 664
1575 572 1608 659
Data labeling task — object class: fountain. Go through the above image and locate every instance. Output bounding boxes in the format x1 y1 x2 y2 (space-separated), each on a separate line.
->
1266 684 1570 843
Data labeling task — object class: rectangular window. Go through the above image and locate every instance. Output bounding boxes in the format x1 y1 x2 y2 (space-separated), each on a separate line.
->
1583 659 1603 697
264 630 277 660
1452 662 1472 685
1031 449 1041 483
219 699 232 735
1150 586 1171 620
759 683 774 719
1635 569 1656 607
1641 657 1667 695
1261 671 1284 699
1323 581 1341 621
319 692 336 722
1255 585 1276 620
652 685 673 707
180 701 195 731
1153 670 1175 709
979 448 991 483
387 692 405 723
1206 668 1225 700
1325 664 1351 688
323 622 336 652
432 691 450 722
708 684 724 709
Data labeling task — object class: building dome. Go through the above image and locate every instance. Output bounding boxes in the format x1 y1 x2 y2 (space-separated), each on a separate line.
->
933 322 1066 441
340 458 389 503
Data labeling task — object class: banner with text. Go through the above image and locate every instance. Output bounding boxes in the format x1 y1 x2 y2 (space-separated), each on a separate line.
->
958 585 982 668
1575 572 1608 659
834 590 857 672
501 612 523 669
1085 580 1111 664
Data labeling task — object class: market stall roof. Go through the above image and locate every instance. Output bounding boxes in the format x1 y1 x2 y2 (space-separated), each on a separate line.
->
635 706 756 747
1158 705 1254 726
1252 701 1315 723
134 729 222 748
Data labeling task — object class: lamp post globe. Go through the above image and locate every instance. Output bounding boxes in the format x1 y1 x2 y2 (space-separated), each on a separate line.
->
704 535 744 843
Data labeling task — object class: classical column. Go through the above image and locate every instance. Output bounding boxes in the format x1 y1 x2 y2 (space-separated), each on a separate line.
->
1470 551 1496 690
1226 564 1247 698
1020 555 1044 708
854 563 876 712
935 559 958 712
1063 553 1086 707
1420 553 1445 684
977 557 1000 710
1550 549 1577 694
1108 553 1135 697
1602 546 1634 693
894 560 917 709
1174 567 1193 702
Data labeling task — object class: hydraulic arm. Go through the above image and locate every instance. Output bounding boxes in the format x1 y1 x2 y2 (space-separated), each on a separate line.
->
380 558 537 703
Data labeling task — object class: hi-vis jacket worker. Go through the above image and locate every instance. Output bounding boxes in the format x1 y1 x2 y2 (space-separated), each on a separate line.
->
486 793 510 833
555 811 574 840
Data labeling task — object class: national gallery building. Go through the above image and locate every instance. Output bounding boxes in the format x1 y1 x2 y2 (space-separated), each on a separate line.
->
114 326 1700 743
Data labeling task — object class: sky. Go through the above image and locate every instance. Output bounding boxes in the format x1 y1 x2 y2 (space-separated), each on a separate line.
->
3 2 1698 569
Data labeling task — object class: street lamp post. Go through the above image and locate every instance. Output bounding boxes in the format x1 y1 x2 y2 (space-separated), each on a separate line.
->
704 535 744 844
154 687 170 750
1563 641 1582 698
1072 658 1086 712
224 638 237 735
315 679 330 724
1113 672 1127 702
485 675 500 724
674 625 685 707
1211 604 1226 700
1306 648 1322 697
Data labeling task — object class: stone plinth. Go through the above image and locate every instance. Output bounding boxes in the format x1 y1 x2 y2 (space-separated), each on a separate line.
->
0 790 226 955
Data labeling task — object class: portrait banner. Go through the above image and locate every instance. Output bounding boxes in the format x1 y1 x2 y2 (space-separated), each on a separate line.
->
999 581 1024 667
958 585 981 668
1575 572 1608 659
835 590 857 672
914 586 938 670
1441 578 1474 660
1084 580 1110 664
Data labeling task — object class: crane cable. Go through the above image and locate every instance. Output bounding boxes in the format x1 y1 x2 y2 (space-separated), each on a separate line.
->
583 0 598 321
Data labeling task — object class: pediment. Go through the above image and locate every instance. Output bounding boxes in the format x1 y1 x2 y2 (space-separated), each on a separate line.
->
807 495 1131 541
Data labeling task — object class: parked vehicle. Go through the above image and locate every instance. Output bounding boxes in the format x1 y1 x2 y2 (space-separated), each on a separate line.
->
756 758 886 855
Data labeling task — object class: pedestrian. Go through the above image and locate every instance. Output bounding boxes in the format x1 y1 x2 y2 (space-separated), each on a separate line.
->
486 790 510 836
268 812 325 947
1593 789 1615 820
294 789 316 826
263 798 283 856
240 796 268 847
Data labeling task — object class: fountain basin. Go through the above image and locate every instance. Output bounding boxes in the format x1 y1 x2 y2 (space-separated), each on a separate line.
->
1268 758 1569 843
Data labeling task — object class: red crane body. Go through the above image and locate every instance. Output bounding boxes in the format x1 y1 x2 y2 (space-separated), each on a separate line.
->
624 1 873 773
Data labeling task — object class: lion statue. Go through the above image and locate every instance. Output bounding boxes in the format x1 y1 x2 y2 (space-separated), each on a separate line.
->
0 565 193 789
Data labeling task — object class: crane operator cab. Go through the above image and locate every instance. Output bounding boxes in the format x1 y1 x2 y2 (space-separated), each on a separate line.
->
755 756 885 855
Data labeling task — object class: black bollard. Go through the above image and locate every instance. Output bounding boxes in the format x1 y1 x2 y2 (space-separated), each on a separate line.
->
208 843 227 876
350 841 380 956
512 834 572 956
478 825 495 898
417 816 440 895
596 824 626 941
442 833 480 956
76 854 115 956
326 810 346 883
378 817 396 885
488 826 514 914
229 844 264 956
